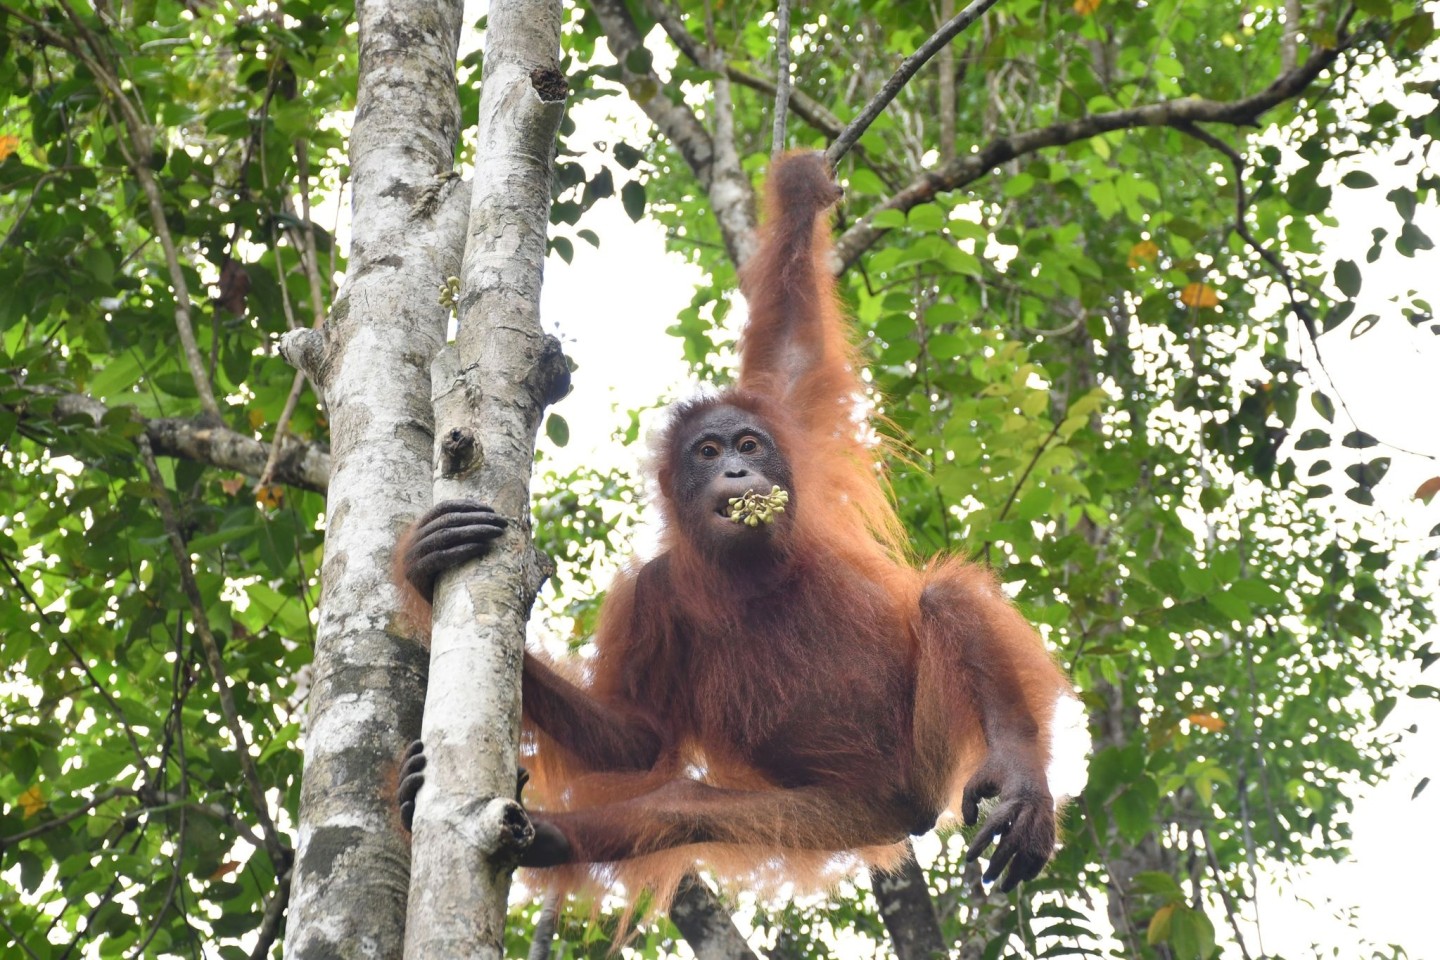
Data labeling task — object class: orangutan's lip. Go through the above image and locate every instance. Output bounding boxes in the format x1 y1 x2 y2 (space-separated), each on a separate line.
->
714 487 761 520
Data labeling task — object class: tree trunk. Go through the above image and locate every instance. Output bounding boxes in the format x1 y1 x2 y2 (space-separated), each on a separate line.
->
402 1 569 957
279 0 468 957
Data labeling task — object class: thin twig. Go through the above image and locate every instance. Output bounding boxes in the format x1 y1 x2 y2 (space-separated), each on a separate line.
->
1200 825 1254 960
0 554 148 769
131 801 186 958
137 437 290 872
1173 120 1434 462
0 786 134 848
48 0 222 418
938 0 958 163
1169 122 1317 335
984 419 1062 564
0 916 42 960
832 27 1368 271
826 0 1003 165
527 892 561 960
644 0 899 184
140 792 268 851
257 371 308 490
771 0 792 156
257 141 329 490
248 868 291 960
1282 0 1303 73
57 830 146 960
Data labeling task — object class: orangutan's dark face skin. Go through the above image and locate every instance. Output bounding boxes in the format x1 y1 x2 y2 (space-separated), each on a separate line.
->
671 404 795 553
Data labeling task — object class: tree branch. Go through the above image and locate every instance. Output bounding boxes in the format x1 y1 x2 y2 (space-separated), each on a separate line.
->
644 1 845 144
258 139 332 491
8 387 330 492
726 66 842 139
824 0 1002 166
589 0 758 266
771 0 792 156
248 869 291 960
871 847 947 960
1282 0 1303 73
1169 122 1316 335
0 787 133 849
669 874 760 960
832 32 1364 272
938 0 958 163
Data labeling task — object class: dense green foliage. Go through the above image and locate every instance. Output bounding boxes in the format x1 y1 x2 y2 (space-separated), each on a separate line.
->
2 0 1437 957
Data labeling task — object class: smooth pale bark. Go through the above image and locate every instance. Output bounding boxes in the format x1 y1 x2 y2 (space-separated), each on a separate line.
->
402 2 568 957
280 0 469 957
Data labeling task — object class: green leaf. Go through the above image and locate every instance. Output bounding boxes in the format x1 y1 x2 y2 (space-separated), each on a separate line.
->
1310 391 1335 422
1177 561 1214 595
1132 871 1183 900
1333 258 1361 298
153 372 199 398
1341 170 1379 189
1399 220 1434 255
908 204 944 231
871 208 907 230
624 46 653 74
1294 429 1330 450
1230 580 1283 605
612 141 643 169
582 167 614 203
1003 172 1036 198
546 413 570 448
1350 313 1381 337
259 722 300 762
846 168 885 195
1341 430 1379 449
1387 185 1417 221
620 180 646 222
1206 591 1250 621
1345 457 1390 487
1112 783 1157 843
1168 905 1216 960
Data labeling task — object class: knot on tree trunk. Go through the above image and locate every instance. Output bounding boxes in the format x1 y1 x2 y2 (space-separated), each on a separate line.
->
530 68 568 102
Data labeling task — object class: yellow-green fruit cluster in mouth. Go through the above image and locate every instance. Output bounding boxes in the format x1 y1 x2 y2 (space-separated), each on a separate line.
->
727 486 790 527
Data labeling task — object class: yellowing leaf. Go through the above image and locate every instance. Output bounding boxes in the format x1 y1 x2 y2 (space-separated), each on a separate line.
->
1187 713 1226 732
220 476 246 496
20 785 45 817
1180 282 1220 308
1073 0 1102 14
248 408 266 430
1128 240 1160 268
0 134 19 161
256 485 284 509
1147 902 1175 945
1415 476 1440 503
